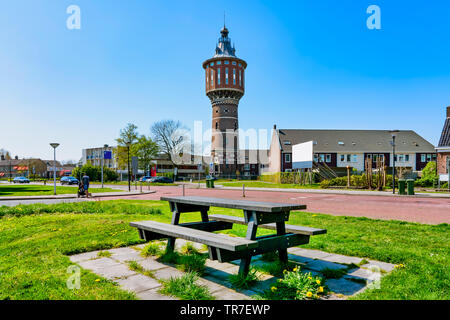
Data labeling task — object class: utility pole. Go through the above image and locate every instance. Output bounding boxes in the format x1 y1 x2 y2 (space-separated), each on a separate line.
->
50 143 60 195
389 130 399 194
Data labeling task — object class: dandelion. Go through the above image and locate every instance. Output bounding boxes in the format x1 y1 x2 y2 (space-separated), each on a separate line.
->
316 279 321 285
293 267 298 272
95 279 101 282
318 286 324 293
312 214 317 217
271 286 277 292
306 292 313 298
308 276 312 280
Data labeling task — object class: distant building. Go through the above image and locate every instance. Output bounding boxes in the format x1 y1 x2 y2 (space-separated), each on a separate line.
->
0 157 64 178
81 146 117 169
436 106 450 177
268 125 436 173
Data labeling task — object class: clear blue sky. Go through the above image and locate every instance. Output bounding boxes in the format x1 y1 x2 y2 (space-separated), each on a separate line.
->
1 0 449 162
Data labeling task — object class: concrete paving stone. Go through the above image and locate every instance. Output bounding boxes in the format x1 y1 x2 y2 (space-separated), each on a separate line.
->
153 267 184 280
116 273 161 293
287 254 315 265
138 258 169 271
205 260 237 271
197 278 228 294
110 249 146 263
306 260 348 272
321 254 363 266
287 248 333 260
325 278 366 296
133 244 147 250
213 288 252 300
299 268 322 277
362 260 396 273
77 257 121 271
94 263 138 280
137 288 177 300
345 268 376 281
69 250 101 263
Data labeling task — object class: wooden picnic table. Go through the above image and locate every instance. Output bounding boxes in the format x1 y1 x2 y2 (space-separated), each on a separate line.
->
131 196 326 276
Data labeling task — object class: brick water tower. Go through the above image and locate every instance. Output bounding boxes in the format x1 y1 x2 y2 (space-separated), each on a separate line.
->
202 25 247 176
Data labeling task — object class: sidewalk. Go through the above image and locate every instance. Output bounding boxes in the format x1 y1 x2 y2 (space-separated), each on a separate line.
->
180 183 450 198
0 190 156 201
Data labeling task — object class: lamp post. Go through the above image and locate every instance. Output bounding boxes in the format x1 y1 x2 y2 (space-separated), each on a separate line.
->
389 130 399 194
101 144 108 189
50 143 60 195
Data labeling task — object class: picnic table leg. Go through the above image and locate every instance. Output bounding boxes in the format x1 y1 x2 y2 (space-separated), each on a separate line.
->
239 212 258 276
166 202 180 253
276 221 289 267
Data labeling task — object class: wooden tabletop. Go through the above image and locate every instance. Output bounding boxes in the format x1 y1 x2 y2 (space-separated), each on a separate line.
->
160 196 307 213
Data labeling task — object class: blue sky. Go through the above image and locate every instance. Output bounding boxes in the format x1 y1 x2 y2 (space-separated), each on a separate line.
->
1 0 449 161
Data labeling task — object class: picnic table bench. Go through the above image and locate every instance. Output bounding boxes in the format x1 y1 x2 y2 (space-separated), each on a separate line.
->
130 196 327 276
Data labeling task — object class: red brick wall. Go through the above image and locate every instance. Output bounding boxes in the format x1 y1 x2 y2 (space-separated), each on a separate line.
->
437 152 450 174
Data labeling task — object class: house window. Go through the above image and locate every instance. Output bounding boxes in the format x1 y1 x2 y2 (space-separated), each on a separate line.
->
284 140 291 145
405 154 410 162
244 164 250 171
314 154 318 162
346 154 351 162
285 154 291 163
421 154 426 162
340 155 345 162
427 154 432 162
352 154 358 162
319 154 325 162
325 154 331 163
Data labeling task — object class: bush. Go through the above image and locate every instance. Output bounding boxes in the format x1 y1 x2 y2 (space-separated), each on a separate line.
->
72 163 118 182
320 173 397 189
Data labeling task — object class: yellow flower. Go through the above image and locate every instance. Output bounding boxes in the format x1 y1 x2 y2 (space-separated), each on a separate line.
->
312 214 317 217
293 267 298 272
316 279 321 285
318 286 324 293
277 279 282 283
306 292 313 298
271 286 277 292
95 279 101 282
308 276 312 280
283 269 287 274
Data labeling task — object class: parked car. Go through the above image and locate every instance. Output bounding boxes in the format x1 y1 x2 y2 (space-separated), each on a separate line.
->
150 176 174 183
61 176 79 185
13 176 30 184
140 176 153 182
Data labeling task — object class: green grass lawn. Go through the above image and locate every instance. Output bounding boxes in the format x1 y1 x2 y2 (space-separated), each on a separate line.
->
0 185 117 197
0 200 448 300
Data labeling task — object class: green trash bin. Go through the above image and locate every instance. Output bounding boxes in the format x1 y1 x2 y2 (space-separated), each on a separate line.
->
206 179 210 188
398 179 406 195
406 179 415 195
210 179 214 188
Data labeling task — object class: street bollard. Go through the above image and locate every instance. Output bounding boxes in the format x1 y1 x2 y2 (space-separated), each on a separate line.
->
183 184 185 196
243 184 245 197
140 182 142 193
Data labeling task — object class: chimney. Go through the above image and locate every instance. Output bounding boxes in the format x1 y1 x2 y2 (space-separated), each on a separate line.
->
273 124 277 130
447 106 450 118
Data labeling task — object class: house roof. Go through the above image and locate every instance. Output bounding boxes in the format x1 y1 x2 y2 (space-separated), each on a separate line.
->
276 129 436 153
438 118 450 148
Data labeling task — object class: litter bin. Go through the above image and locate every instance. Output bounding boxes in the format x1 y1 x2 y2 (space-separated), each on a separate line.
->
206 178 214 189
398 179 406 195
406 179 415 195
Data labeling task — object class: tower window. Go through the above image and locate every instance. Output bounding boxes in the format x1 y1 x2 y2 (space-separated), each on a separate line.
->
225 68 228 84
238 63 242 67
217 68 221 85
217 61 221 65
233 69 236 85
239 70 242 86
232 61 236 65
210 62 214 66
224 60 229 65
215 122 218 129
211 70 214 86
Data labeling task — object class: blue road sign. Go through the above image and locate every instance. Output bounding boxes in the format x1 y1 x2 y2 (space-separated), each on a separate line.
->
104 150 112 159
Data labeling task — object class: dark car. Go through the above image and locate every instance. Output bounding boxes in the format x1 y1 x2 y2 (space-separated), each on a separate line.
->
61 176 79 185
151 176 174 183
140 176 153 182
13 176 30 183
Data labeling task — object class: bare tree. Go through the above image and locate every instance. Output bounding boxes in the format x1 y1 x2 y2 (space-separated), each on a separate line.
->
151 120 189 178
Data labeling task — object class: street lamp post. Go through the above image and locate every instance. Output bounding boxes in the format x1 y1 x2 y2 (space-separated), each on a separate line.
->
389 130 399 194
101 144 108 189
50 143 60 195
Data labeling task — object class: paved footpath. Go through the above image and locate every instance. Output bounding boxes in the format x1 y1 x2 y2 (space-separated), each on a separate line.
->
70 239 394 300
96 186 450 225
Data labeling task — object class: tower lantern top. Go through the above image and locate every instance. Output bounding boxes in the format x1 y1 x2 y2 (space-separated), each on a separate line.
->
214 26 236 58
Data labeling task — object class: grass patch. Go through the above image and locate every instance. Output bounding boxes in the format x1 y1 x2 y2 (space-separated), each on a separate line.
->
181 242 201 255
97 251 111 258
320 268 347 279
229 268 259 290
177 254 208 275
126 260 154 278
254 261 297 277
159 272 214 300
141 242 164 257
0 185 117 197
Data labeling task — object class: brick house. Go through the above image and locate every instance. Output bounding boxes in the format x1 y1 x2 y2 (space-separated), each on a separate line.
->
436 106 450 177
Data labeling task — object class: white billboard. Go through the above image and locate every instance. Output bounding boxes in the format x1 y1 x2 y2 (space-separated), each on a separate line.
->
292 141 314 169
